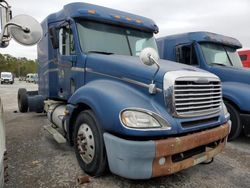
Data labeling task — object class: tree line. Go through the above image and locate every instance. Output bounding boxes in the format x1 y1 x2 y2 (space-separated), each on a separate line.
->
0 53 37 77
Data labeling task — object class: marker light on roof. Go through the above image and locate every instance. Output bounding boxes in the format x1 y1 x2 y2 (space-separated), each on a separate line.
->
114 15 121 19
88 9 96 14
136 19 143 24
126 17 132 21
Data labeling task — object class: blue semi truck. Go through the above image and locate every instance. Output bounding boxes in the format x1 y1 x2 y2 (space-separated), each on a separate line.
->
157 32 249 141
17 3 231 179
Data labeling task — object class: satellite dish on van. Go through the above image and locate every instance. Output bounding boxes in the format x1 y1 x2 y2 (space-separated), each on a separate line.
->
8 14 42 46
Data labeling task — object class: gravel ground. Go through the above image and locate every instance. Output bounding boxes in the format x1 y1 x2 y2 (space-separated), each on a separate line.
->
1 80 250 188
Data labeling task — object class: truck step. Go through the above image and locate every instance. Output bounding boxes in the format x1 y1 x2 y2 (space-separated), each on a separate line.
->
44 125 67 144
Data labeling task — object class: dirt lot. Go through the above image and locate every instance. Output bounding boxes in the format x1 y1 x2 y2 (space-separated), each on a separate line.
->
1 81 250 188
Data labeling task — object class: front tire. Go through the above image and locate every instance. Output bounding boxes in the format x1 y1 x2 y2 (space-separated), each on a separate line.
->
225 102 242 141
74 110 107 176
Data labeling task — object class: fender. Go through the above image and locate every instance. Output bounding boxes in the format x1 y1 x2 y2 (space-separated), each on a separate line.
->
68 79 177 137
222 82 250 112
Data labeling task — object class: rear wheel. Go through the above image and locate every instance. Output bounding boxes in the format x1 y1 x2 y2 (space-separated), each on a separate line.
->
74 110 107 176
225 102 242 141
18 88 28 113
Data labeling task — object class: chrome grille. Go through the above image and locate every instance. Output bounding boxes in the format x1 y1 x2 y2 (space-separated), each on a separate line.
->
174 79 222 117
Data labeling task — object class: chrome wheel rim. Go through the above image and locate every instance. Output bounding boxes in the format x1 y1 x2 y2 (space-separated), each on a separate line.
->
77 123 95 164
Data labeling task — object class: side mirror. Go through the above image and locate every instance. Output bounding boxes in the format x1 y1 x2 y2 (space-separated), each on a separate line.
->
139 47 159 66
8 15 42 46
0 14 42 47
49 27 59 49
139 48 161 94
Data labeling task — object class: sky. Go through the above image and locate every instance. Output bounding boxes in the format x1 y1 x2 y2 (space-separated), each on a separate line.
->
0 0 249 60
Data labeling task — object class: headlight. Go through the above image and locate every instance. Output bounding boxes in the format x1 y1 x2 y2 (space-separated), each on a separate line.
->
222 102 230 118
120 109 171 130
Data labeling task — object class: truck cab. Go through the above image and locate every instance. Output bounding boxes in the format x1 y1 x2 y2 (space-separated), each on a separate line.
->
157 31 249 140
0 0 42 185
18 4 230 179
238 50 250 68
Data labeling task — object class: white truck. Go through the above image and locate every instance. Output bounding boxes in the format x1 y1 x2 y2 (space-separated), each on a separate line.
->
0 72 14 84
0 0 42 186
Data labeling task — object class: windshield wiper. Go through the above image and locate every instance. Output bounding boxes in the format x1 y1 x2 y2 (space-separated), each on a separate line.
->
224 47 234 66
211 63 227 67
88 51 114 55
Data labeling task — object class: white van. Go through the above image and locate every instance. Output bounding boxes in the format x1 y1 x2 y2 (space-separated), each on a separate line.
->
26 73 35 83
0 72 14 84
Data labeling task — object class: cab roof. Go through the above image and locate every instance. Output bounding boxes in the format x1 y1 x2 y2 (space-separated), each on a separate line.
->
45 2 159 33
158 31 242 49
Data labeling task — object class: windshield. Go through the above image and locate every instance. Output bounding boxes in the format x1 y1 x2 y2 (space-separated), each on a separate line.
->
200 43 242 68
76 20 158 56
1 73 11 78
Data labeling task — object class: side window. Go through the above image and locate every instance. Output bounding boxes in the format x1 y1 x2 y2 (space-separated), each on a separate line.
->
176 44 198 66
59 26 75 55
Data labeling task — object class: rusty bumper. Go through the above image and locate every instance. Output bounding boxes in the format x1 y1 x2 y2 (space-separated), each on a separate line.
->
104 123 230 179
152 123 230 177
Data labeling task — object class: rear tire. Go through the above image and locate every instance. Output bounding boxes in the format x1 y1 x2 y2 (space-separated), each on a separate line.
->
74 110 107 177
28 95 44 113
225 102 242 141
18 88 28 113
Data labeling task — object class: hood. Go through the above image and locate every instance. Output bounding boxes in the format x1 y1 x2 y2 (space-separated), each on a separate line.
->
209 65 250 84
86 54 207 85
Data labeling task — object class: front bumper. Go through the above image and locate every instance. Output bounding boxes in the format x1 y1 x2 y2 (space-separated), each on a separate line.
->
2 80 9 83
104 123 230 179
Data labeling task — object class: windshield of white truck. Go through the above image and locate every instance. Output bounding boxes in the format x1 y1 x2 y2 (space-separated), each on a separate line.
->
1 73 11 78
200 43 242 68
76 21 158 56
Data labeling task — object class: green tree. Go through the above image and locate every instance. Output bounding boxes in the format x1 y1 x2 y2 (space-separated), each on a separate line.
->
0 53 37 77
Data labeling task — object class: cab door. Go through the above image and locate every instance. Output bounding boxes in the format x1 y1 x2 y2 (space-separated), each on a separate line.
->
58 25 77 100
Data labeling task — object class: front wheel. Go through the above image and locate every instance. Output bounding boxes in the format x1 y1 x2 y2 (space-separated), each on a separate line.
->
74 110 108 176
225 102 242 141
